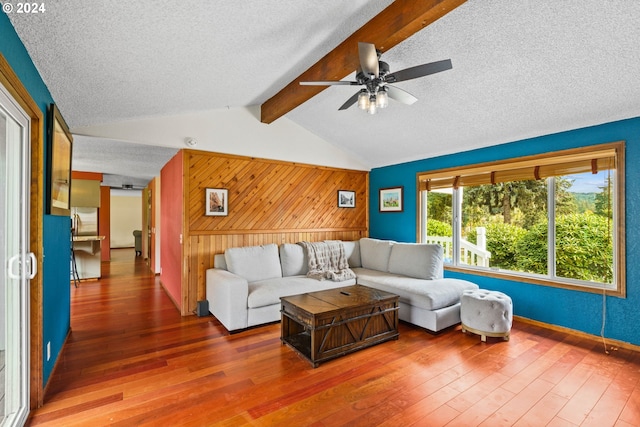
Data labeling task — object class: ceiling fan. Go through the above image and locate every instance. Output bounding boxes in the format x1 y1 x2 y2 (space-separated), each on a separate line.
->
300 42 452 114
103 174 148 191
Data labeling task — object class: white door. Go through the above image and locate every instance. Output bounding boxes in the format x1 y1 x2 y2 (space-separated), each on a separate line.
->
0 81 34 426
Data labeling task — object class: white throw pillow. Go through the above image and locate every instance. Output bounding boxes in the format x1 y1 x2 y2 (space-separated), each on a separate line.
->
280 243 308 276
388 243 444 279
225 244 282 282
359 238 394 272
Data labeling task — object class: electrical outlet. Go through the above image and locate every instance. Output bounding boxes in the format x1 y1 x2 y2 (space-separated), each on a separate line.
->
47 341 51 361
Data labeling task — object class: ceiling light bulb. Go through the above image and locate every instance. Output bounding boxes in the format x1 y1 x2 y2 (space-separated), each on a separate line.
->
357 91 369 110
367 97 377 115
376 89 389 109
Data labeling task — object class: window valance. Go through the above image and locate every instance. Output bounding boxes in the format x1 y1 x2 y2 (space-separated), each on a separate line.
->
418 142 621 191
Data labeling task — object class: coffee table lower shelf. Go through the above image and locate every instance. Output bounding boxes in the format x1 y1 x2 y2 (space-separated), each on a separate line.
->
280 285 399 368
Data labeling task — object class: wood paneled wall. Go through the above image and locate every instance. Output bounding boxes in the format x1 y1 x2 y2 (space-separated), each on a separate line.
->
183 151 369 312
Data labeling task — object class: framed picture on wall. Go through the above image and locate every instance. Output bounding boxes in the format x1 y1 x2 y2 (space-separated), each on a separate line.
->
379 186 403 212
337 190 355 208
46 103 73 216
205 188 228 216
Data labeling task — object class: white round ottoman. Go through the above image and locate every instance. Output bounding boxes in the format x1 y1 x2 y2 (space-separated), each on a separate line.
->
460 289 513 342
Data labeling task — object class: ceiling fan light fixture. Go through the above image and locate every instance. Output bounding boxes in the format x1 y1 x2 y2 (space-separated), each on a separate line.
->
357 90 369 110
376 88 389 109
367 96 377 115
300 43 451 115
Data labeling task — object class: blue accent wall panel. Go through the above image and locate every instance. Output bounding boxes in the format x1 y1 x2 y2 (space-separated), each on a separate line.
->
42 216 71 383
370 118 640 346
1 12 70 384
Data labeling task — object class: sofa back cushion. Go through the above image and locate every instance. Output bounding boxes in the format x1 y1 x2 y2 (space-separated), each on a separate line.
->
359 238 394 271
280 243 308 276
213 253 227 270
340 240 362 268
225 244 282 282
388 243 444 279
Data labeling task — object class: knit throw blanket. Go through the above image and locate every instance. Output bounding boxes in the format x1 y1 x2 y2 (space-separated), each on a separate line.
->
299 241 356 282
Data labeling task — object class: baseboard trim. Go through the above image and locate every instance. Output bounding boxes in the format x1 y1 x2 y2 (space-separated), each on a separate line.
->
159 279 185 315
40 328 72 406
514 315 640 353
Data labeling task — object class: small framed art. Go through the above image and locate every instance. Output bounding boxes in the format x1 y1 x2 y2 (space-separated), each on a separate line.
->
205 188 228 216
379 186 403 212
337 190 355 208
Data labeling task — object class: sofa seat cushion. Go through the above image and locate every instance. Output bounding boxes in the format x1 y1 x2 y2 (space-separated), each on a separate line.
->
353 268 479 311
247 276 356 309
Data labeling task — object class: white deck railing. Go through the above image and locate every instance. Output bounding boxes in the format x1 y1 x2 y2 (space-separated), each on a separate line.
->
426 227 492 267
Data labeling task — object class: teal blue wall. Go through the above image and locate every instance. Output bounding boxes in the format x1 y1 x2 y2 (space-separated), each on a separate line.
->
370 117 640 346
1 12 70 385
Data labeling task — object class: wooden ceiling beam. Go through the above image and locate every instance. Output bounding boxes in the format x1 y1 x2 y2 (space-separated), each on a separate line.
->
260 0 467 124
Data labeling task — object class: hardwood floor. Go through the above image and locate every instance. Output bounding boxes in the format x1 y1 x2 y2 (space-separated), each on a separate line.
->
27 249 640 426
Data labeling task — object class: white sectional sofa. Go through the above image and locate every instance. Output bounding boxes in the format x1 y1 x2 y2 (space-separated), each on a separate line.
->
205 238 478 333
352 238 479 333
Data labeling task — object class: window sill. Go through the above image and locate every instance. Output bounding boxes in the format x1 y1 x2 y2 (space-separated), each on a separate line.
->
444 265 625 298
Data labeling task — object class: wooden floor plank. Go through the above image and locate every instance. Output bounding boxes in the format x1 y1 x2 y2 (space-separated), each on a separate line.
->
445 385 516 427
556 372 613 425
26 249 640 426
479 378 555 426
513 392 568 427
619 386 640 426
446 370 511 413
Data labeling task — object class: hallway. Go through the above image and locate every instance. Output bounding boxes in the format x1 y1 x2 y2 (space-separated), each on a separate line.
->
28 249 221 425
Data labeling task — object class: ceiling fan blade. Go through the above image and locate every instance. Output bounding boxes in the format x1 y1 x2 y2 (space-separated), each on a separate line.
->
300 81 358 86
386 59 452 83
338 91 361 110
358 42 379 77
386 85 418 105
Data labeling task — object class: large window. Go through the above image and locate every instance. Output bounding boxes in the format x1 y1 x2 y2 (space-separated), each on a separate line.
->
418 142 625 296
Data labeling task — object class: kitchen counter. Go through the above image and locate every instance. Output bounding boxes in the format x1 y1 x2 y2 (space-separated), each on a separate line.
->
72 235 105 242
72 235 105 279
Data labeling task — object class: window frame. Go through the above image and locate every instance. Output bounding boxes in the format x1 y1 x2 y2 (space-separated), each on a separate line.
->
417 141 626 297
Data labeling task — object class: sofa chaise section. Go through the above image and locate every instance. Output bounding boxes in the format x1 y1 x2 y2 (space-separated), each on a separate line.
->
352 238 479 333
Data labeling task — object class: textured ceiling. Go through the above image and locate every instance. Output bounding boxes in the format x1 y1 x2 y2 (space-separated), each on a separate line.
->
72 135 178 189
9 0 390 126
288 0 640 166
7 0 640 185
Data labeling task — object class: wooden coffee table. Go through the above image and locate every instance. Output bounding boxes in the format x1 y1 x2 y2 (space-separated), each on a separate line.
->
280 284 399 367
